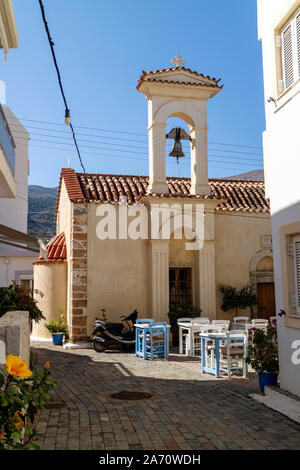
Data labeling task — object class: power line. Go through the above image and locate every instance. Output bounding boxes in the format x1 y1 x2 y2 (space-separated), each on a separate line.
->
7 115 263 150
10 126 263 158
15 140 262 167
10 130 263 165
12 133 263 162
38 0 86 173
25 146 259 173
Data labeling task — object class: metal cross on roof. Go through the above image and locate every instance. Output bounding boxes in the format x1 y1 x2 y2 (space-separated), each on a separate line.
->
171 54 185 67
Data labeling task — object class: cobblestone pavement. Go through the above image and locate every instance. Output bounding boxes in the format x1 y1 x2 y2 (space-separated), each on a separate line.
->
31 341 300 450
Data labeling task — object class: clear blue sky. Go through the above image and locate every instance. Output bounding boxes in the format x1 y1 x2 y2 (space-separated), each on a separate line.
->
1 0 265 187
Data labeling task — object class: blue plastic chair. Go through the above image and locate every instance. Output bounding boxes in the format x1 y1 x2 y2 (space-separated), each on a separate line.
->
145 322 169 360
135 319 154 358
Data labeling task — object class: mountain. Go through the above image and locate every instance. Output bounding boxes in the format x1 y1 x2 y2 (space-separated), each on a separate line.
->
226 169 264 181
28 185 58 240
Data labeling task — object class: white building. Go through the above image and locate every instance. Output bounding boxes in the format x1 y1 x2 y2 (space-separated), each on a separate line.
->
257 0 300 397
0 106 39 288
0 0 39 288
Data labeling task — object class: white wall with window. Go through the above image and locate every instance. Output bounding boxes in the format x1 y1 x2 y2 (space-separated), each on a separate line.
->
0 108 35 290
258 0 300 397
281 8 300 91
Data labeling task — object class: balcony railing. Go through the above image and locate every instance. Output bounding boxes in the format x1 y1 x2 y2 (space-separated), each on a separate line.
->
0 104 15 175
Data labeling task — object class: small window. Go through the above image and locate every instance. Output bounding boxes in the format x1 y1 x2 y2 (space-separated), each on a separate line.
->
19 276 34 292
281 9 300 91
169 267 192 305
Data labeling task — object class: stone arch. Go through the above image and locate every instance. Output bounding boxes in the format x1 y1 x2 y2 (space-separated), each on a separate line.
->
249 250 274 318
256 256 273 271
250 249 273 272
153 100 203 129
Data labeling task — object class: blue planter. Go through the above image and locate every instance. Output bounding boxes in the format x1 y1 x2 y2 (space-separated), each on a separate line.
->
258 372 278 393
52 333 63 346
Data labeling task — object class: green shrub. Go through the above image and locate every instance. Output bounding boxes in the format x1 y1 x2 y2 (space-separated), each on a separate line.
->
220 284 256 317
245 324 279 373
0 284 44 323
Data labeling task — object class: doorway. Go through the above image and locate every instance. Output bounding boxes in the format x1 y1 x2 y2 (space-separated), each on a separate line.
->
257 282 276 319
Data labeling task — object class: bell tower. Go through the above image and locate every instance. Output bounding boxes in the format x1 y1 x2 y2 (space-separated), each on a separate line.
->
137 57 222 195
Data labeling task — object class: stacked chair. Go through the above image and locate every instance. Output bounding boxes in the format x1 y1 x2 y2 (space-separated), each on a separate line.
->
145 322 169 360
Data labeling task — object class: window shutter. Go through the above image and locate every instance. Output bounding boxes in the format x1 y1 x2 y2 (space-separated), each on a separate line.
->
296 13 300 76
295 240 300 311
282 24 294 89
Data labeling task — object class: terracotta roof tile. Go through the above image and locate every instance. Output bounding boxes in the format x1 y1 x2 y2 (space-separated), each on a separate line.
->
70 173 269 214
33 232 66 264
137 67 223 90
55 168 84 221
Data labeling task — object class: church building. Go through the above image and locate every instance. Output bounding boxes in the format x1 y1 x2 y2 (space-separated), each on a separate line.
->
32 62 273 344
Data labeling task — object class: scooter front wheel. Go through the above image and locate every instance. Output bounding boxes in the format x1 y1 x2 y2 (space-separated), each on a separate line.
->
93 339 106 353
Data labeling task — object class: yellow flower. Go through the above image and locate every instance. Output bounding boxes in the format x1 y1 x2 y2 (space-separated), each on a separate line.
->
44 361 50 369
0 431 4 441
12 412 24 429
5 354 32 379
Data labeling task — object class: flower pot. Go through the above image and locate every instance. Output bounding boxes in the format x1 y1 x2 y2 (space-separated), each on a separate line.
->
258 372 278 393
52 333 64 346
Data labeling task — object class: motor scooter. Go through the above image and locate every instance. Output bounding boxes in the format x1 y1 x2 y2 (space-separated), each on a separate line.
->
90 309 138 352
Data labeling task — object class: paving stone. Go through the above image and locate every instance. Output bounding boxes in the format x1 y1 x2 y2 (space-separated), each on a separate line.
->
31 341 300 451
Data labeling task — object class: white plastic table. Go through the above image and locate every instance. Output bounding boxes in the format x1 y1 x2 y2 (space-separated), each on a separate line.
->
178 321 206 356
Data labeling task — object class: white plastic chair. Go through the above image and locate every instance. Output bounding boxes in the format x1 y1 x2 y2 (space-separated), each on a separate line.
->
192 317 210 323
251 319 268 330
233 316 249 324
269 316 277 325
190 319 211 355
177 318 192 355
232 316 250 330
219 330 248 377
212 320 230 329
179 318 210 356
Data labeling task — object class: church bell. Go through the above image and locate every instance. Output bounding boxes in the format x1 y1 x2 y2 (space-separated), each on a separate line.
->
166 127 192 161
168 128 185 159
169 141 185 158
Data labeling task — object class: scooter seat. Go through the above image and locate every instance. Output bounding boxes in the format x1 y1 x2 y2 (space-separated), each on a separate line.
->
105 322 123 329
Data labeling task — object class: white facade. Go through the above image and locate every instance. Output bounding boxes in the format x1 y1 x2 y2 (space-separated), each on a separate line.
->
0 107 35 287
0 107 29 232
258 0 300 396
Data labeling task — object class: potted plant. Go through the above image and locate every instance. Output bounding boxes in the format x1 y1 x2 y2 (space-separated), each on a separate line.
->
245 324 279 393
45 315 69 346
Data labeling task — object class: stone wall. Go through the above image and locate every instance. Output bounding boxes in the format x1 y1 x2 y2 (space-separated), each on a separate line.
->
0 311 30 365
69 204 88 342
